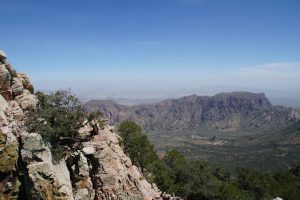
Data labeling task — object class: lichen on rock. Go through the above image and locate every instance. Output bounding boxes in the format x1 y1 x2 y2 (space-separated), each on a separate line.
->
0 144 18 173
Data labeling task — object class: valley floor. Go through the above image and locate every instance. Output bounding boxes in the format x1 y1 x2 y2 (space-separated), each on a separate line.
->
148 121 300 173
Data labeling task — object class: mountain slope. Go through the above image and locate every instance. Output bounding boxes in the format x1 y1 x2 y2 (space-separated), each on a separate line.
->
85 92 299 133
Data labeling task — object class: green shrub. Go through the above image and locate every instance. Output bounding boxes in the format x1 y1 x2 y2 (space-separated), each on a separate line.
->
26 90 87 160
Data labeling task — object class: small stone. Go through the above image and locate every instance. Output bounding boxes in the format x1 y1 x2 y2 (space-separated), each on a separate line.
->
82 146 95 155
7 181 13 189
124 158 132 167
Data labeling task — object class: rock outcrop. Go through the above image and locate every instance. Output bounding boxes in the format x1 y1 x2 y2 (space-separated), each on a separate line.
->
21 132 74 200
89 129 160 200
0 50 37 199
0 50 164 199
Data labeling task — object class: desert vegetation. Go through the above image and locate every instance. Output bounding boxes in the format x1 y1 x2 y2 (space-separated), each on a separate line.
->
119 120 300 200
25 90 102 160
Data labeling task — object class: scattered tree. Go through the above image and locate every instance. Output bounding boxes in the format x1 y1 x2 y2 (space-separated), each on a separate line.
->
118 121 158 173
26 90 103 160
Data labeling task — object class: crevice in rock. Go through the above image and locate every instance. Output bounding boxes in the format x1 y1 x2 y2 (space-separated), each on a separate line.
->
86 155 101 200
66 154 77 189
16 136 30 200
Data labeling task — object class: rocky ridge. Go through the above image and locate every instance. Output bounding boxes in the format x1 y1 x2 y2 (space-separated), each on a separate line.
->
84 93 300 132
0 50 169 200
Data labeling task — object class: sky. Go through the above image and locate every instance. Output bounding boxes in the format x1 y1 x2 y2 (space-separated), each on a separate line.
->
1 0 300 106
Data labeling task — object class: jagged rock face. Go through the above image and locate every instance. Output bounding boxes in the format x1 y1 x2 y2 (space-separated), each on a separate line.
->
21 133 74 200
84 92 299 132
89 129 160 200
0 50 163 200
20 128 161 200
0 50 37 199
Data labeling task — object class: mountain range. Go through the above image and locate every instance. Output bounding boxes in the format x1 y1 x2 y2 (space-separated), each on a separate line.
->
84 92 300 172
84 92 300 132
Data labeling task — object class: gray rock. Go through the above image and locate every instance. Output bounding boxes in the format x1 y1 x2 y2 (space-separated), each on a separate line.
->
15 89 37 111
0 50 7 60
75 189 90 200
82 146 95 155
22 133 45 152
67 151 95 199
0 64 11 91
91 130 161 200
17 73 34 93
78 152 90 177
0 94 8 112
11 77 23 97
22 133 73 200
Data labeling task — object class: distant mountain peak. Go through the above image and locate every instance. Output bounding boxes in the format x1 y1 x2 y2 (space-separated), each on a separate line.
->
84 91 296 132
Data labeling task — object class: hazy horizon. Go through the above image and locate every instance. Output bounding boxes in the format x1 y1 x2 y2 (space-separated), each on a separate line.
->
37 85 300 109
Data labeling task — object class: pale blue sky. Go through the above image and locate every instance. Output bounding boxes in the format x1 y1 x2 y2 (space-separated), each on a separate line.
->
1 0 300 106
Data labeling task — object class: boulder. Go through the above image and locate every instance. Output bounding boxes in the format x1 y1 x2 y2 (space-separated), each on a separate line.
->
21 133 74 200
82 146 95 155
0 64 11 91
78 120 93 137
21 132 51 164
11 77 23 97
75 189 90 200
15 89 37 111
4 62 17 77
0 50 7 60
0 94 8 112
17 73 34 93
7 100 24 122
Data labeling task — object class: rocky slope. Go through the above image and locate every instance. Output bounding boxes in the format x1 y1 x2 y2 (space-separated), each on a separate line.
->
0 50 166 200
84 93 300 132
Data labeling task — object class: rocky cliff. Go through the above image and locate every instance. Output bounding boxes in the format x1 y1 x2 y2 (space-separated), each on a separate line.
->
0 50 37 199
84 92 300 132
0 50 165 200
